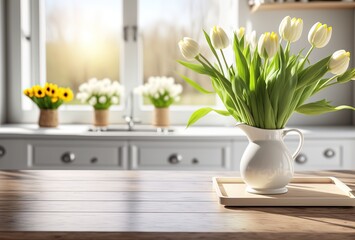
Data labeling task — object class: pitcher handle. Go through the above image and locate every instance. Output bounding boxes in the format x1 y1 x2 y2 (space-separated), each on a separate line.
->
282 129 304 160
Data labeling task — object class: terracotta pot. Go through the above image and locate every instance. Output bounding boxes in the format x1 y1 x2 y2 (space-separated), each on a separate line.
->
153 107 169 127
94 109 109 127
38 109 58 128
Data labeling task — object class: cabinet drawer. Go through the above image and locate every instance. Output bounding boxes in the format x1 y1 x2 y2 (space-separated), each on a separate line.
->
286 141 342 170
29 140 126 169
0 139 27 169
130 141 231 170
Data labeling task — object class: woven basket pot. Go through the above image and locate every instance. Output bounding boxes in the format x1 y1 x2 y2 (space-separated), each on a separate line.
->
38 109 58 128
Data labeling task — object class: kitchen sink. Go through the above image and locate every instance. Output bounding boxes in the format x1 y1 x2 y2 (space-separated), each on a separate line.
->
87 127 175 133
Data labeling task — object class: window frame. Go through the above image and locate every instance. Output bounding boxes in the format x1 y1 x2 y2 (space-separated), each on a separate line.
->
7 0 238 126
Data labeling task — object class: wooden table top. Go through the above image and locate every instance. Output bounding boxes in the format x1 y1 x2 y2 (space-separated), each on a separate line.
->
0 170 354 240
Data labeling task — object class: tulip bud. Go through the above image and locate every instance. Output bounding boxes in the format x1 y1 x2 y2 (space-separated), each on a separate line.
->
246 30 257 51
210 26 229 49
236 27 245 40
308 22 332 48
178 37 200 60
279 16 303 43
329 50 350 75
258 32 279 59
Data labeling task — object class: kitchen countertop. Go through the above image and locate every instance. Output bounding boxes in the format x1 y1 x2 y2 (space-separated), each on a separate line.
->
0 124 355 140
0 170 354 240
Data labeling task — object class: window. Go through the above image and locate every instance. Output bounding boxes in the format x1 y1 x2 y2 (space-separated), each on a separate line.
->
45 0 122 103
8 0 238 125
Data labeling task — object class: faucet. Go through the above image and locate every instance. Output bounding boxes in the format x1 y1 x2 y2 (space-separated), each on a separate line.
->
123 91 140 131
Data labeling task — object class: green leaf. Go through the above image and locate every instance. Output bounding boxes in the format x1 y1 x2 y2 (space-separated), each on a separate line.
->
337 69 355 83
178 74 214 94
296 99 355 115
177 60 216 77
186 107 231 128
297 56 331 89
233 33 250 84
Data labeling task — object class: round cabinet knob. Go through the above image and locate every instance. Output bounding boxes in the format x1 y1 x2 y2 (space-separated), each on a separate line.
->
0 146 5 158
168 154 182 164
91 157 98 163
295 153 307 164
61 152 75 163
324 149 335 158
192 158 199 164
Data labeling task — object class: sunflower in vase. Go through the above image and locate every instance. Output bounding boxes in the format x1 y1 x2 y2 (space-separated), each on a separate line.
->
23 83 74 127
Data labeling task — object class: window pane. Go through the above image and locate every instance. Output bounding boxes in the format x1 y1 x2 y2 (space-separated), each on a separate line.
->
45 0 122 104
139 0 237 106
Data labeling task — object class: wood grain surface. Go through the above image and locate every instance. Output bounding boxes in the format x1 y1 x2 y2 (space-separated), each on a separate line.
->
0 170 354 240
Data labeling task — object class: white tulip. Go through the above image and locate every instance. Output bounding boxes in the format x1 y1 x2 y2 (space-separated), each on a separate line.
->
154 93 160 99
88 78 98 85
279 16 303 43
98 96 107 104
164 96 169 101
79 83 89 93
210 26 230 49
111 96 119 104
167 77 174 85
258 32 279 59
329 50 350 75
88 97 97 106
246 31 257 51
236 27 245 40
308 22 332 48
76 92 89 103
178 37 200 60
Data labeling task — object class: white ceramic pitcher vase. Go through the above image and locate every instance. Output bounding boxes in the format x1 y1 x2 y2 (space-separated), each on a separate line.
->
238 123 304 195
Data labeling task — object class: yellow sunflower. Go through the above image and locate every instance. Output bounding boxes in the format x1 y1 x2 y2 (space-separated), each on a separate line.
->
23 88 34 97
44 83 52 96
45 83 59 97
33 86 45 98
51 97 59 103
59 88 73 102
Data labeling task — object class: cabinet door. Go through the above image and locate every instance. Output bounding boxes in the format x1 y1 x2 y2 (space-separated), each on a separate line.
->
130 140 232 170
284 140 346 170
0 139 27 169
28 140 127 170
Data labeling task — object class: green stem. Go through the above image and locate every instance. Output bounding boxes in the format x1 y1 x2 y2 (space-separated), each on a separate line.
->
197 54 215 70
220 50 229 77
299 45 315 70
215 52 225 76
263 58 269 80
321 75 338 87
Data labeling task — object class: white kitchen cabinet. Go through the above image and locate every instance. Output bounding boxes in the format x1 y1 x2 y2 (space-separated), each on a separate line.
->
0 139 27 169
287 140 353 170
130 140 233 170
0 125 354 170
27 140 128 170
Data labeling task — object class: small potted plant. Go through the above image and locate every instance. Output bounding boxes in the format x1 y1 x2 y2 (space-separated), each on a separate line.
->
134 76 182 127
23 83 74 127
77 78 123 127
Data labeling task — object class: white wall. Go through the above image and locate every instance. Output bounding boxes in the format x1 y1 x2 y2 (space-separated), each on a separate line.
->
239 1 354 126
0 0 5 124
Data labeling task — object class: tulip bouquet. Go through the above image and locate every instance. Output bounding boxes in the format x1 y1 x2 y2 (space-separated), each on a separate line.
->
23 83 74 109
77 78 123 110
134 76 183 108
178 16 355 129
